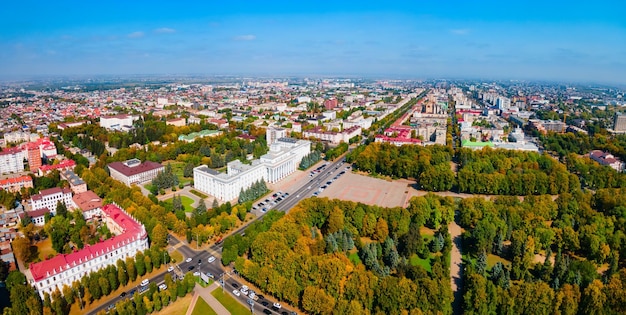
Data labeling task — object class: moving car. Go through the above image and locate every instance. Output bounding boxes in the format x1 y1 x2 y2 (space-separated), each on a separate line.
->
208 256 216 263
273 302 282 309
167 266 174 272
185 257 192 263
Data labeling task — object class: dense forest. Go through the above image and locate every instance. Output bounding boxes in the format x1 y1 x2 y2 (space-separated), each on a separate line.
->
461 188 626 314
222 196 455 315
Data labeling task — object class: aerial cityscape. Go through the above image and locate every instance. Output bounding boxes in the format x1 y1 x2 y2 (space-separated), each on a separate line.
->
1 1 626 315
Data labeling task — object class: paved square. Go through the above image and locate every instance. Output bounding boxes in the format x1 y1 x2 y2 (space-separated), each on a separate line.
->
320 171 410 208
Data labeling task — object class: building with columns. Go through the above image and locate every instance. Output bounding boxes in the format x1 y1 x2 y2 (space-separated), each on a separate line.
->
194 138 310 202
107 159 164 187
28 203 148 299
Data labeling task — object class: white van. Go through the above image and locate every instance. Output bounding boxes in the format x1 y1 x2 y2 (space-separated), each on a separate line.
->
140 279 149 286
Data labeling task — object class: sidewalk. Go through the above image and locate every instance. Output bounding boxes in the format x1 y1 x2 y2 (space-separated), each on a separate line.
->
186 283 231 315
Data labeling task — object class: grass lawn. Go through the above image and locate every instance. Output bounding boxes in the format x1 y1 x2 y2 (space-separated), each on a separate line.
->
190 189 208 199
151 294 193 315
211 288 251 315
36 238 56 260
191 297 218 315
163 161 192 185
164 195 196 212
487 254 511 268
170 250 184 264
410 254 432 273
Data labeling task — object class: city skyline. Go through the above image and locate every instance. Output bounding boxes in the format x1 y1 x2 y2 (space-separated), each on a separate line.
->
1 0 625 84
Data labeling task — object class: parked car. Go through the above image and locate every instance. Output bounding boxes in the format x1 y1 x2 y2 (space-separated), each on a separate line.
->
232 289 241 297
167 266 174 272
158 284 167 291
140 279 149 286
273 302 282 309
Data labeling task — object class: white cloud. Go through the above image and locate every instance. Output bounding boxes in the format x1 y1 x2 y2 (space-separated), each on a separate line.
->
127 31 145 39
233 34 256 41
154 27 176 34
450 29 470 35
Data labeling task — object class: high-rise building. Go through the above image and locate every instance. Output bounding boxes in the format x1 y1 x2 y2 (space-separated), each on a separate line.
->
27 144 42 172
0 147 24 175
614 113 626 132
266 127 287 145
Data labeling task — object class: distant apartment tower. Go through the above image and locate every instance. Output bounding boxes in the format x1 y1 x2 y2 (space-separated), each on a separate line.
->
266 127 287 145
614 113 626 132
324 98 338 110
107 159 164 187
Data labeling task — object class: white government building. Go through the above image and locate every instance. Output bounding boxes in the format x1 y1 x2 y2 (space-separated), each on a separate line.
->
194 134 310 201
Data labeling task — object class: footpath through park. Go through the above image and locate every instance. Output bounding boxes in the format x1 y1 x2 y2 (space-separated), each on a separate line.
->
185 283 231 315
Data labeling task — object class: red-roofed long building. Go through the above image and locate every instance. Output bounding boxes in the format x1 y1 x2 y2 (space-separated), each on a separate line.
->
108 159 164 187
0 175 33 193
29 204 148 298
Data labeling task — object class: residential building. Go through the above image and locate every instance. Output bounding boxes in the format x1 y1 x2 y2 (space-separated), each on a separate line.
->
38 159 75 177
19 208 50 226
107 159 164 187
0 175 33 193
324 98 338 110
590 150 624 172
27 144 42 172
28 204 149 299
30 187 73 215
72 191 103 220
266 127 287 145
166 118 186 127
303 126 362 144
3 131 38 145
0 147 24 175
614 113 626 132
60 169 87 194
194 138 310 201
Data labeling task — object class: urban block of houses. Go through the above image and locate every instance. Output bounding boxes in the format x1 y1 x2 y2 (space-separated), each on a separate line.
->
27 203 149 299
107 159 164 187
194 137 310 201
590 150 624 172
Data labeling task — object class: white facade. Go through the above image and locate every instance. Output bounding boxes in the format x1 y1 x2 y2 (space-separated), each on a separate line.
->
99 115 139 131
194 138 311 201
29 204 148 299
0 148 24 174
3 131 38 145
30 187 73 215
266 127 287 145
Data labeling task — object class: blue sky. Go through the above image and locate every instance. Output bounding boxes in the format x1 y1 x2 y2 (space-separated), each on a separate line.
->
1 0 625 84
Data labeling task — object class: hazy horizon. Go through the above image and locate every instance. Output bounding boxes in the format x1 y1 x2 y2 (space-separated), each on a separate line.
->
2 1 625 85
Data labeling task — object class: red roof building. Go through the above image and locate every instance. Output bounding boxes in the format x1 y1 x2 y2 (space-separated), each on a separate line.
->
0 175 33 193
28 204 148 299
107 159 164 187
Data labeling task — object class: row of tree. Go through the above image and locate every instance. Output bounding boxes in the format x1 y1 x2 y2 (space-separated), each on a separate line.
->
298 150 322 170
238 180 269 203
